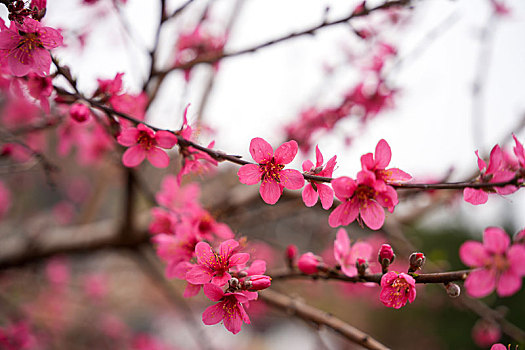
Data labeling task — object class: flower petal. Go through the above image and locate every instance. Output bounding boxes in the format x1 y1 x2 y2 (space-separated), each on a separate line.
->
260 180 282 204
280 169 304 190
203 283 224 301
122 145 146 167
117 128 139 146
317 183 334 209
360 200 385 230
328 200 359 227
146 147 170 168
302 184 318 207
463 188 488 205
274 140 298 164
202 302 225 325
459 241 488 267
186 265 212 285
465 268 496 298
238 164 262 185
496 270 522 297
155 130 178 148
249 137 273 163
331 176 357 201
483 227 510 254
375 139 392 169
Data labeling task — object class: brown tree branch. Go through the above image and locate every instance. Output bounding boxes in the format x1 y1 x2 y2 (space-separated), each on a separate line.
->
259 288 391 350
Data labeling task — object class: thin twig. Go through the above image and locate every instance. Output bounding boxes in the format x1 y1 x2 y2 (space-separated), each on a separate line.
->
259 289 391 350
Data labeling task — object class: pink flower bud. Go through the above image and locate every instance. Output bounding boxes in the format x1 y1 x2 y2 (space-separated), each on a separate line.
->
409 252 425 272
378 244 395 263
378 244 395 273
355 258 368 276
297 252 322 275
69 103 91 123
286 244 298 260
472 320 501 347
246 275 271 291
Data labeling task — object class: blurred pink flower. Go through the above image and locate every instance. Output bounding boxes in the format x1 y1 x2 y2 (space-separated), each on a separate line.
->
238 137 304 204
334 228 372 277
472 319 501 347
0 18 62 77
297 252 323 275
460 227 525 297
0 181 11 221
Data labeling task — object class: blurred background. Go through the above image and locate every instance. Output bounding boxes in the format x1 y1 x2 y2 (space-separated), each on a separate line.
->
0 0 524 349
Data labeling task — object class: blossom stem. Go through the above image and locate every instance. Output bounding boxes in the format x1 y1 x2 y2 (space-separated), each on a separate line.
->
259 289 390 350
269 268 472 285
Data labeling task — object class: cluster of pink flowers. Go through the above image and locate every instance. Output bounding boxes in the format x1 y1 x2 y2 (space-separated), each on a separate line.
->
176 105 218 183
149 175 271 334
238 138 409 230
295 230 417 308
285 42 397 152
174 24 226 81
464 135 524 205
329 139 411 230
460 226 525 298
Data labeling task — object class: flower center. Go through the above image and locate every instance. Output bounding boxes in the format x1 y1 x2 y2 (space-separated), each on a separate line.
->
17 32 43 52
490 253 509 273
355 185 377 202
137 131 156 150
260 158 284 183
391 277 410 296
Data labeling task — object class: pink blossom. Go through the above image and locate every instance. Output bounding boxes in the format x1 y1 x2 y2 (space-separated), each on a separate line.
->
490 0 511 16
472 319 501 347
26 73 52 111
0 321 37 350
117 123 177 168
201 283 251 334
490 345 508 350
513 134 525 168
110 92 148 122
69 103 91 123
302 145 337 209
0 18 62 77
297 252 323 274
379 271 416 309
186 239 250 286
149 208 176 235
155 175 200 214
175 25 226 80
0 181 11 221
463 145 517 205
333 228 372 277
329 171 398 230
360 139 412 184
97 72 124 96
460 227 525 297
378 244 395 263
238 137 304 204
177 106 218 181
